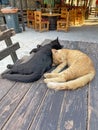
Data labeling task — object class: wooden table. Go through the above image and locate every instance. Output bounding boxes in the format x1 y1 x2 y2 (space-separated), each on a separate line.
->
0 39 98 130
42 13 61 30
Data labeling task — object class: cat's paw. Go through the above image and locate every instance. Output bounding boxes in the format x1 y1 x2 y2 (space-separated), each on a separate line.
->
47 82 62 90
44 73 51 78
1 73 5 78
44 73 56 78
44 73 59 78
1 70 12 78
51 70 59 73
44 78 57 83
44 78 50 83
7 64 13 69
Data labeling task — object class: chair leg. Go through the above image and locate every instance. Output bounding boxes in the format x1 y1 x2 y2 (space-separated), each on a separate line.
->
39 24 42 32
27 20 30 27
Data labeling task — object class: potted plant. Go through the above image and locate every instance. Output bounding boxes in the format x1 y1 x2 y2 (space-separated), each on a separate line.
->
44 0 54 8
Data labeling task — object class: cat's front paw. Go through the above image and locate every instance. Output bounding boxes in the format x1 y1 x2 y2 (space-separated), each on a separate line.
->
47 82 61 90
44 78 51 83
44 78 57 83
44 73 51 78
44 73 59 78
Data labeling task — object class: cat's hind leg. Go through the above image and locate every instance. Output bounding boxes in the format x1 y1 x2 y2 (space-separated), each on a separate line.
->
1 69 13 78
7 58 24 69
1 71 42 82
46 72 95 90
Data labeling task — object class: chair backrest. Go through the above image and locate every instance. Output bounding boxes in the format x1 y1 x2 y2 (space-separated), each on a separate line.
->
60 9 68 19
69 8 75 18
75 7 83 17
27 10 34 19
57 9 70 31
75 7 85 24
34 11 42 23
69 8 75 25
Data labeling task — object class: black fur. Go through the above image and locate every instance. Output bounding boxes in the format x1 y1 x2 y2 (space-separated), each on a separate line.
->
2 38 62 82
29 44 42 53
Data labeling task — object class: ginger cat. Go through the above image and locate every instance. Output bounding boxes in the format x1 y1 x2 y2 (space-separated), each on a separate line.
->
44 49 96 90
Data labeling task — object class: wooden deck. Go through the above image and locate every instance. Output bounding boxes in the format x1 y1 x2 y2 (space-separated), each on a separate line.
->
0 40 98 130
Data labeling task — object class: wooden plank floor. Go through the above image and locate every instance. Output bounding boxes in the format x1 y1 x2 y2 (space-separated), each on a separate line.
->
0 40 98 130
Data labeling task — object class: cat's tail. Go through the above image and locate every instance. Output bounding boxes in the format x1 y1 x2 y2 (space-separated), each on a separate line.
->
2 72 42 83
46 72 95 90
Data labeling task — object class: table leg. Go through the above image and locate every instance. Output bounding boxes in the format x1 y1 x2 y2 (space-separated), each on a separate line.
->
48 16 58 30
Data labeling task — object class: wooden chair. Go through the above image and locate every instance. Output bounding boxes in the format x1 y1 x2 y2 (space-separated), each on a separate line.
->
57 9 69 32
34 11 49 32
69 8 75 26
75 7 85 25
27 10 35 28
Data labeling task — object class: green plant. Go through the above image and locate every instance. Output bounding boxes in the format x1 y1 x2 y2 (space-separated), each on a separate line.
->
44 0 54 7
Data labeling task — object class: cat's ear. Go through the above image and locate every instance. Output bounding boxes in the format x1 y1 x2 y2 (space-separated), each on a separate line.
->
52 49 57 54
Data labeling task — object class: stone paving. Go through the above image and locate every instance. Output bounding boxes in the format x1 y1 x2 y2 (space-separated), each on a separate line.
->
0 24 98 74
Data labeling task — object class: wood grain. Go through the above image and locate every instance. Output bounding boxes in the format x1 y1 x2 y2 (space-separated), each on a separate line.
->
0 82 32 130
0 39 97 130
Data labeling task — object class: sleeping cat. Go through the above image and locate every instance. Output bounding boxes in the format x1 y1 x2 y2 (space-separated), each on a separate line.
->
1 38 62 82
44 49 96 90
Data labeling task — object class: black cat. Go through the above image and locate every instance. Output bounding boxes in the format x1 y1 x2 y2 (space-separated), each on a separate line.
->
2 38 62 82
